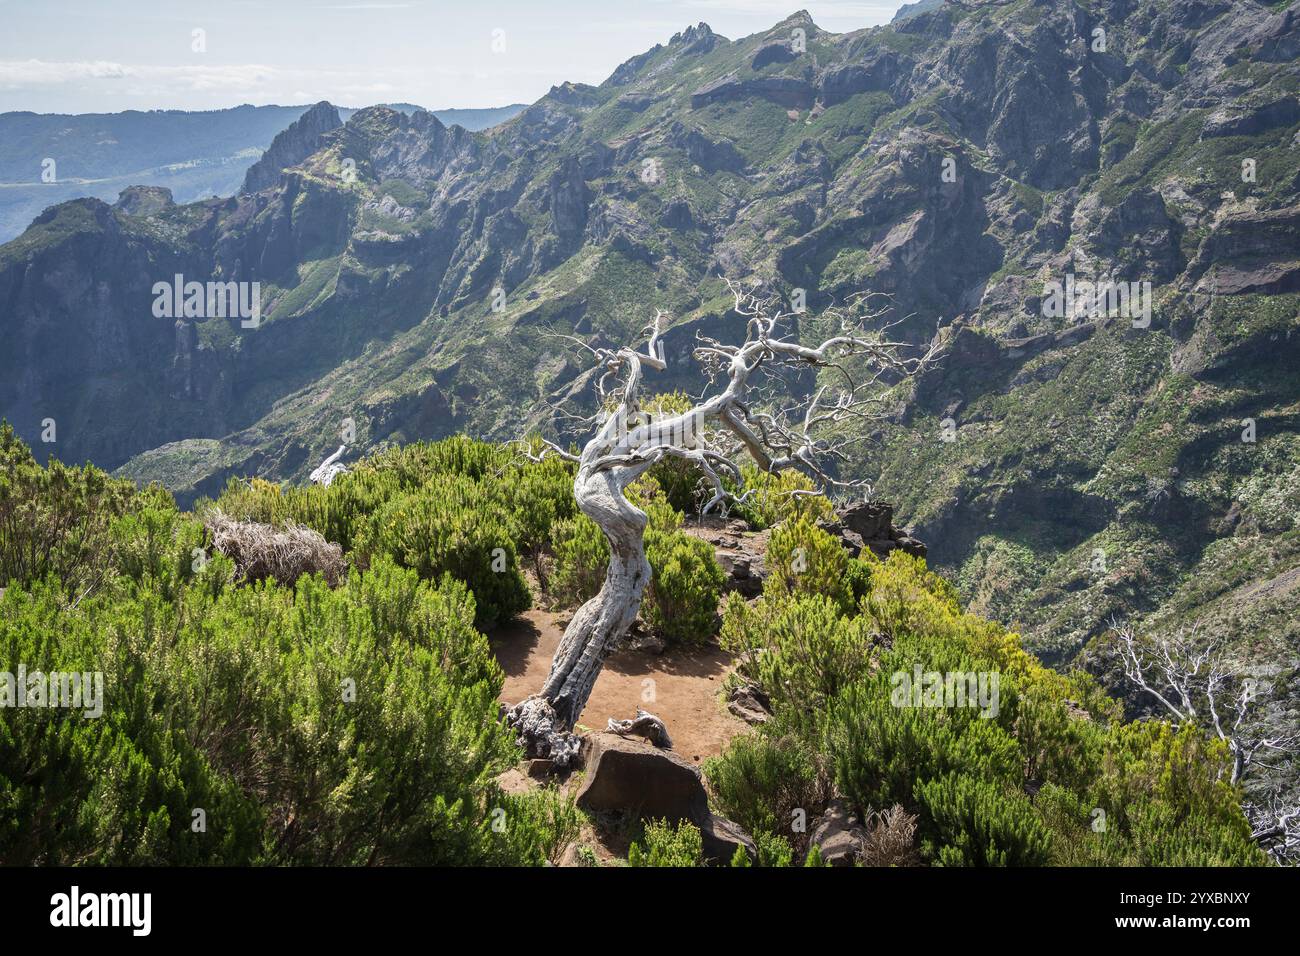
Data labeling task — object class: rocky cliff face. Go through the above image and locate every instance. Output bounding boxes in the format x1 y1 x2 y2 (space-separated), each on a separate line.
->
241 102 343 194
1 0 1297 674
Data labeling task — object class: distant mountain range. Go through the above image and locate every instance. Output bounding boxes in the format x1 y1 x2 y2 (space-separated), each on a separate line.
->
0 102 526 241
1 0 1297 707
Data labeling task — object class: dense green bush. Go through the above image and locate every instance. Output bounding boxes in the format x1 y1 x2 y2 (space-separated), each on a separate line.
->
712 547 1269 867
212 435 576 608
548 513 608 607
728 464 834 530
643 527 725 645
763 515 860 615
627 818 704 867
353 476 531 631
705 730 827 847
0 422 153 596
915 773 1051 866
0 553 570 865
721 592 875 734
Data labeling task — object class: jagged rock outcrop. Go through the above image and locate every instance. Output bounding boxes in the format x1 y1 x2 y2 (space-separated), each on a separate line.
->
241 101 342 194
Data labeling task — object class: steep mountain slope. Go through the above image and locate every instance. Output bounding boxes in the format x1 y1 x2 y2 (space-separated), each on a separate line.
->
0 0 1297 685
0 102 527 242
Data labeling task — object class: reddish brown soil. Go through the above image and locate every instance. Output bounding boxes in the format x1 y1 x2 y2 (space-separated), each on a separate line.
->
489 608 748 765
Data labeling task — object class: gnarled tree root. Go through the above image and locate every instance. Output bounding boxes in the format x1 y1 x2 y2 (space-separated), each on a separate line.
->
507 696 582 768
606 709 673 749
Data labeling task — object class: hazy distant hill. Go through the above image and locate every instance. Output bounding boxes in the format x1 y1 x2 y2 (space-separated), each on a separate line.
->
0 102 526 241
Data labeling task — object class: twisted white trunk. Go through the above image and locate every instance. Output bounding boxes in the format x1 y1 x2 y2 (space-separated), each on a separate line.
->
507 293 913 764
508 463 654 764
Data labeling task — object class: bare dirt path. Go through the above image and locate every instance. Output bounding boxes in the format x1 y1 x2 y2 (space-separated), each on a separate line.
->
489 608 748 765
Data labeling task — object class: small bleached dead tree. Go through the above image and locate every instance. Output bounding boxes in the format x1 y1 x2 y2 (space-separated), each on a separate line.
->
310 444 349 486
508 284 928 765
1113 622 1300 864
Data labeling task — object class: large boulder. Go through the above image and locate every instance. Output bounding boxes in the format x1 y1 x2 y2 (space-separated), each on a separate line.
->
576 733 709 823
575 733 756 863
820 501 928 560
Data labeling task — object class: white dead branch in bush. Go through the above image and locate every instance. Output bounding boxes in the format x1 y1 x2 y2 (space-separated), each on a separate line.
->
310 445 349 486
1113 622 1300 863
508 283 929 765
206 509 346 587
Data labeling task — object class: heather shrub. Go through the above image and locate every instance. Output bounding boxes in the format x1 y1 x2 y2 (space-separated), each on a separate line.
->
0 555 547 865
705 730 828 848
548 513 608 606
0 421 151 596
642 527 724 645
721 592 875 734
353 474 530 630
915 773 1051 867
763 515 855 614
627 819 704 867
729 464 833 530
713 545 1267 867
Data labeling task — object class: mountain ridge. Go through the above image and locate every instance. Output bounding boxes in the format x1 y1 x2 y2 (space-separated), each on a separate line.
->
1 0 1297 685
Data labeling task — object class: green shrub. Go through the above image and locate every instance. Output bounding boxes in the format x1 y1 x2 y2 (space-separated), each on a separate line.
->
0 422 150 596
549 514 608 606
354 475 531 630
481 787 581 866
643 527 724 645
706 730 827 843
915 773 1051 866
627 818 704 867
0 557 535 865
729 464 833 530
721 593 875 735
763 516 855 614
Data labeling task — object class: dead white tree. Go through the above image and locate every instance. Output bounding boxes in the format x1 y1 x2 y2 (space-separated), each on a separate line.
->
1113 622 1300 863
309 444 349 486
508 284 929 765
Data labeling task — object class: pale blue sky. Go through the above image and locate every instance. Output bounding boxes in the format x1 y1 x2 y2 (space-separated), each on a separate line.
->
0 0 909 113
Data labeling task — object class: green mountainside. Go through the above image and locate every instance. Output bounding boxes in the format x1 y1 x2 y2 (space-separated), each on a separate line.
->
1 0 1297 688
0 102 526 242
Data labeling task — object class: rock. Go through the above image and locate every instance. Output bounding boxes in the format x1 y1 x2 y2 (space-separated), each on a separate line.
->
727 683 771 725
575 734 757 864
616 92 655 112
242 101 342 194
1201 98 1300 139
114 186 174 217
575 733 709 823
527 758 556 778
839 501 895 541
751 40 797 71
667 122 748 174
682 515 769 597
627 630 667 655
820 501 927 560
808 799 867 866
700 813 757 864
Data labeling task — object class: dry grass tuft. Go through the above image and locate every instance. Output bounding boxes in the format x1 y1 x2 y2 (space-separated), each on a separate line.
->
860 804 920 867
205 509 346 587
